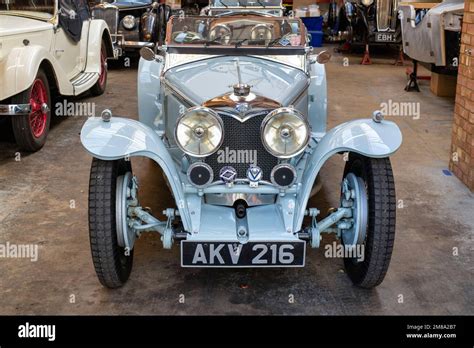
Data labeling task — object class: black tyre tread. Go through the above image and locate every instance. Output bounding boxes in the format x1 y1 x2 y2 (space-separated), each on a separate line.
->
343 154 396 289
89 158 133 288
11 69 51 152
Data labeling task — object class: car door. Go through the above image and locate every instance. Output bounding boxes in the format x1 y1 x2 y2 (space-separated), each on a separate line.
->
53 0 88 80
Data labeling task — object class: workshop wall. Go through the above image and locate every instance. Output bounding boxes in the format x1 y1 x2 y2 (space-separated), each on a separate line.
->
450 0 474 192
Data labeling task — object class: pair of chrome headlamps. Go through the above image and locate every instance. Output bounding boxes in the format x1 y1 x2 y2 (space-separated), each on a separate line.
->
175 106 310 159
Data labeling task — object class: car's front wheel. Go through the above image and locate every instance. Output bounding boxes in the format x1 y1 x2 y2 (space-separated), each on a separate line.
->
342 153 396 289
89 158 134 288
11 69 51 152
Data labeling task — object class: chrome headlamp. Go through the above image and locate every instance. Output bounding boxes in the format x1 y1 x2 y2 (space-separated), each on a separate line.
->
122 15 136 30
261 107 310 158
175 106 224 157
361 0 374 6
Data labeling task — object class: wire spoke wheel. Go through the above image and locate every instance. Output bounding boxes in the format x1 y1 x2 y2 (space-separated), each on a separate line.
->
29 79 48 138
11 69 51 152
340 172 368 251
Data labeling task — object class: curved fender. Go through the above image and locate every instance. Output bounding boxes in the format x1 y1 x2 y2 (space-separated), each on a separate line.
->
1 45 73 100
294 118 402 231
80 117 192 231
85 20 113 74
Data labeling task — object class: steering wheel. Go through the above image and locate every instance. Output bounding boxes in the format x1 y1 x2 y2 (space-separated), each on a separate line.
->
250 23 273 41
172 31 203 43
209 24 233 44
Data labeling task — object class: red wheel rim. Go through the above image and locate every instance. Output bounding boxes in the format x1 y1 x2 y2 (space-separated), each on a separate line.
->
29 78 48 138
98 48 107 87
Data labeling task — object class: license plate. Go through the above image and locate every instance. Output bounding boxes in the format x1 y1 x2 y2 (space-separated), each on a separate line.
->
375 32 397 43
181 241 306 267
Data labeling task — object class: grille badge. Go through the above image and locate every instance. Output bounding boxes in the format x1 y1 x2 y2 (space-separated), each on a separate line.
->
219 166 237 185
235 102 250 115
247 165 263 188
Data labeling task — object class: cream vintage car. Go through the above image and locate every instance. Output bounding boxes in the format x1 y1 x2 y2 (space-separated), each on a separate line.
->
0 0 115 151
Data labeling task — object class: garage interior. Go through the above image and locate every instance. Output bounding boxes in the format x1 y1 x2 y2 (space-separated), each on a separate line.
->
0 0 473 315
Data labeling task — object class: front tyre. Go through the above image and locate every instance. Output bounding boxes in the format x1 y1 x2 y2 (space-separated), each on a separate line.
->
89 158 133 288
342 153 396 289
11 69 51 152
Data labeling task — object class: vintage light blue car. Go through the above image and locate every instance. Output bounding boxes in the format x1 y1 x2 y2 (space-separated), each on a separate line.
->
81 14 402 289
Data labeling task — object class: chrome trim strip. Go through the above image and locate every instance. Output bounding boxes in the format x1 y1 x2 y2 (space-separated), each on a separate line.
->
205 192 276 206
162 78 200 107
71 72 96 86
288 78 310 106
216 109 271 123
0 104 31 115
184 182 298 194
121 41 154 48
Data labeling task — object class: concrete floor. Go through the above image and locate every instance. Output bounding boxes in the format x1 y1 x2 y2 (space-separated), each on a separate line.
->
0 48 473 315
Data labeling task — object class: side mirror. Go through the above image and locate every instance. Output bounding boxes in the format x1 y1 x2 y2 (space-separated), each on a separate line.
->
140 47 156 61
316 50 331 64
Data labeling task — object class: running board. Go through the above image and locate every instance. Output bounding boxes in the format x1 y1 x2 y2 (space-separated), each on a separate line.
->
71 72 99 95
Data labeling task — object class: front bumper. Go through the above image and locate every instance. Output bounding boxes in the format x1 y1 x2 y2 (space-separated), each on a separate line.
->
0 103 31 116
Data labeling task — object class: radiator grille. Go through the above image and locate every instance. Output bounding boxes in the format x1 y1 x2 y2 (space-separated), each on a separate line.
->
205 113 278 181
92 7 118 41
376 0 398 31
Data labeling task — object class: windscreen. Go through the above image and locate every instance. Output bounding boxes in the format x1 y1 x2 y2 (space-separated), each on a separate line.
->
210 0 282 7
166 16 305 48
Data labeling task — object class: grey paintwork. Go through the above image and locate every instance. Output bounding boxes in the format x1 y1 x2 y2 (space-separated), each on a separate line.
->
165 56 308 107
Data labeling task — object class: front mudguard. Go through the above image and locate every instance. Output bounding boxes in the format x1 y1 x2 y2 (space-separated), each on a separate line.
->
80 117 192 231
293 118 402 231
86 20 114 74
81 116 402 236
